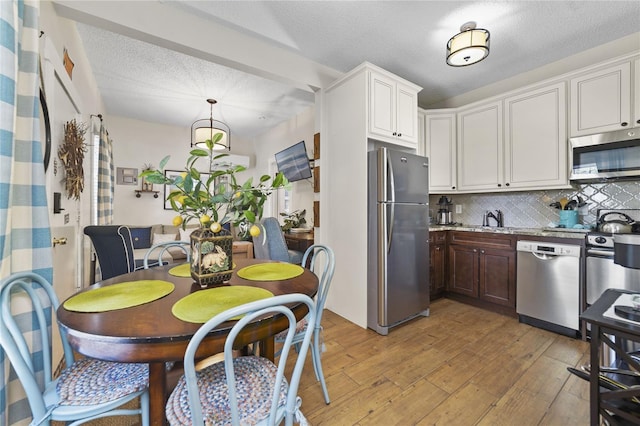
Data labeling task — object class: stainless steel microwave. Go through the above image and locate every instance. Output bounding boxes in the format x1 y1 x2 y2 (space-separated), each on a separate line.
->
570 128 640 182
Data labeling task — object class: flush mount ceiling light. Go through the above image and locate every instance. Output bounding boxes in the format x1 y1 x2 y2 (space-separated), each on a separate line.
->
446 21 490 67
191 98 231 151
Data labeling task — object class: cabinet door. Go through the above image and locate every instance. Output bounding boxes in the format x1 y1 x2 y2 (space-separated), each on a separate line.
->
396 82 418 144
369 72 396 139
417 109 426 156
447 244 478 297
430 243 446 299
478 248 516 308
570 62 631 136
504 83 568 189
426 111 457 192
457 101 503 191
635 58 640 128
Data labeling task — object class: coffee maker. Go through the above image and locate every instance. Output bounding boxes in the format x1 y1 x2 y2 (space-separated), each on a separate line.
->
437 196 453 225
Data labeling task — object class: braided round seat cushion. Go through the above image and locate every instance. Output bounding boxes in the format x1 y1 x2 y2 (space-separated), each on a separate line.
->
56 358 148 405
166 356 287 425
274 318 308 341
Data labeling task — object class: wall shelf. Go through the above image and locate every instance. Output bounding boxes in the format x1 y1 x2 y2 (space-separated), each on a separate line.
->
135 189 159 198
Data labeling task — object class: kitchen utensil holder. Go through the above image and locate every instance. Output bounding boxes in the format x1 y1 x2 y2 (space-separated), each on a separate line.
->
559 210 578 228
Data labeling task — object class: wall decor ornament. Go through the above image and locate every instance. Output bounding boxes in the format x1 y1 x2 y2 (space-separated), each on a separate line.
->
58 119 86 200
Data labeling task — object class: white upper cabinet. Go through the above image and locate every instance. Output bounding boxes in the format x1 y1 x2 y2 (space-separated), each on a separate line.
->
425 110 457 192
457 101 503 191
570 61 632 136
504 82 567 189
635 58 640 128
369 71 420 147
417 109 426 157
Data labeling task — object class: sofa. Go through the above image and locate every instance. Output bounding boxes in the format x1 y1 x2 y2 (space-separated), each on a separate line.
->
128 224 254 265
128 224 198 265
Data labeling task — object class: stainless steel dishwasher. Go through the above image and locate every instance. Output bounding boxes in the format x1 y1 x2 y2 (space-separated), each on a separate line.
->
516 240 582 337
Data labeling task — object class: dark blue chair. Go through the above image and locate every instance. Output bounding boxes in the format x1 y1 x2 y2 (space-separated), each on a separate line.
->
84 225 140 282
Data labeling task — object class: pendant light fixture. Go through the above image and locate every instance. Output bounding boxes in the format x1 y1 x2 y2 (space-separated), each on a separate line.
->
191 98 231 151
446 21 490 67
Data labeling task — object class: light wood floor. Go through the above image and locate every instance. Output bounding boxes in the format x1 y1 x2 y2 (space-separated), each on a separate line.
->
295 298 591 425
73 298 592 426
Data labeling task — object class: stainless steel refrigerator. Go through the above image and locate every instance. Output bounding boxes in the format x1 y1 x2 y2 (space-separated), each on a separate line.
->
367 147 430 335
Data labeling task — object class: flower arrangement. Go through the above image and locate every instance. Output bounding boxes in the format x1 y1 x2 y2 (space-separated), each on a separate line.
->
140 135 287 238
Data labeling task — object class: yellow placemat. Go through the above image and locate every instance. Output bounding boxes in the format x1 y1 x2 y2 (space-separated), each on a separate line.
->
237 263 304 281
169 263 190 277
63 280 175 313
172 286 274 323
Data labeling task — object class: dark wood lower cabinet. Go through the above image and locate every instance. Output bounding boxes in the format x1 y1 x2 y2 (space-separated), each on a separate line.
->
446 231 517 316
429 232 447 300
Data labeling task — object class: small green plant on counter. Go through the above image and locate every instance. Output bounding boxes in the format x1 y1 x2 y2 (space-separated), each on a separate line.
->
280 209 307 232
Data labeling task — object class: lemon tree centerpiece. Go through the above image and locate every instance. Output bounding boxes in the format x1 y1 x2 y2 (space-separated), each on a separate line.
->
141 134 287 286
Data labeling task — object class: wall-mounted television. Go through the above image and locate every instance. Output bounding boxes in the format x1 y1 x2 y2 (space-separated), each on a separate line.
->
275 141 313 182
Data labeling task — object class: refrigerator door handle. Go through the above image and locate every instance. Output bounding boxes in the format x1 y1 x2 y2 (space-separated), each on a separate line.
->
387 203 394 253
386 154 396 203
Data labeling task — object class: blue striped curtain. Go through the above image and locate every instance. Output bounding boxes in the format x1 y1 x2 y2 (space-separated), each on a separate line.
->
0 1 53 424
96 124 114 224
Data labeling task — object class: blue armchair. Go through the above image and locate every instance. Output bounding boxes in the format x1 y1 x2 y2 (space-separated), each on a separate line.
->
252 217 303 264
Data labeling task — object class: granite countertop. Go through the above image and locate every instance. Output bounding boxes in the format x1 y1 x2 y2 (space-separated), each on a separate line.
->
429 224 590 240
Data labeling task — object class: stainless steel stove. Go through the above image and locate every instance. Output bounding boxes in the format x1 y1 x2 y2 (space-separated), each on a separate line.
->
585 209 640 305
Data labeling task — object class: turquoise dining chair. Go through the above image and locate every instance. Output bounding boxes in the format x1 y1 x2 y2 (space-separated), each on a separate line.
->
275 244 335 404
165 294 317 426
0 272 150 425
142 240 191 269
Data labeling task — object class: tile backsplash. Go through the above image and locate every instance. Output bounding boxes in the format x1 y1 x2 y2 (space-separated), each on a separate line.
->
430 181 640 229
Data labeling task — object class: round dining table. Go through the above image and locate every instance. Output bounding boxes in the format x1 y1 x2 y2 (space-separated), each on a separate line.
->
57 259 319 426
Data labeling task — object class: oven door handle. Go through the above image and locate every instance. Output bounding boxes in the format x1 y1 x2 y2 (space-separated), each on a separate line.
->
587 249 614 258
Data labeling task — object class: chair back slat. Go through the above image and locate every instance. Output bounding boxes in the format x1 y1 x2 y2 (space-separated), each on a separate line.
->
302 244 335 325
142 241 190 269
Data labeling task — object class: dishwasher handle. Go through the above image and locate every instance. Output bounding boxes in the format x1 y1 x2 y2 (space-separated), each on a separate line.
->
531 251 558 260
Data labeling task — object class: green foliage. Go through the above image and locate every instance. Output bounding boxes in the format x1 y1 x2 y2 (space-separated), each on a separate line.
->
140 135 287 229
280 209 307 232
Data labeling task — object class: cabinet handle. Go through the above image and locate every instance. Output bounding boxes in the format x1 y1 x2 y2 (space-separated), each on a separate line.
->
505 183 510 187
636 119 640 124
621 122 628 127
397 133 402 137
452 186 456 190
392 132 397 136
497 184 502 187
435 246 440 251
473 249 477 253
481 250 485 254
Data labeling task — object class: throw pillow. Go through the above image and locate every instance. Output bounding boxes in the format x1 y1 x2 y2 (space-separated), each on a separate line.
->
153 233 177 245
129 227 152 249
179 227 196 241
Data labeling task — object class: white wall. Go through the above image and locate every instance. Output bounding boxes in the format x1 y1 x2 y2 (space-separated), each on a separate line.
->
252 106 316 224
107 115 255 226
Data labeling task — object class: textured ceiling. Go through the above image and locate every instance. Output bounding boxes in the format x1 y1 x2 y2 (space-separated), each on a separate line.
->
67 1 640 141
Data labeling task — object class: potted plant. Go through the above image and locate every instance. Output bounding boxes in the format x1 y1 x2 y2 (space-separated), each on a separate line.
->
141 134 287 286
280 209 307 232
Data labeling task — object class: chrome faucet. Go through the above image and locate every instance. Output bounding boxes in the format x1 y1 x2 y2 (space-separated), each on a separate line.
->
485 210 504 227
